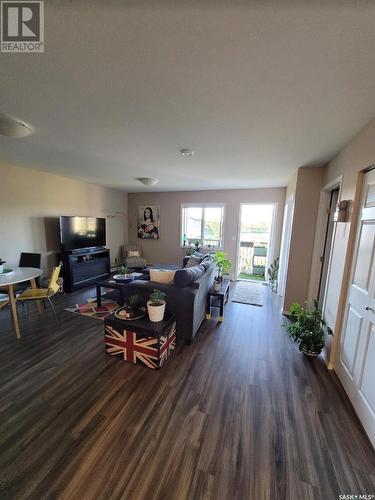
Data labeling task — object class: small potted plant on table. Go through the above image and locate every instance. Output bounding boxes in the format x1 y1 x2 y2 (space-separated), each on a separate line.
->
114 265 133 282
285 300 332 356
147 289 167 322
212 252 231 291
125 294 143 319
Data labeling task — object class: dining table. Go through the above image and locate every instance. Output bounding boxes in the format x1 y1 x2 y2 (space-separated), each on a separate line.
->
0 267 43 339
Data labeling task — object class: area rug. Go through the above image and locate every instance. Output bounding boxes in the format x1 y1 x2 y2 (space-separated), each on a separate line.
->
65 299 119 320
231 281 264 307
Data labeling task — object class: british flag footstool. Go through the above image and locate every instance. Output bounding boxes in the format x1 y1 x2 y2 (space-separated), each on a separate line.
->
104 312 176 369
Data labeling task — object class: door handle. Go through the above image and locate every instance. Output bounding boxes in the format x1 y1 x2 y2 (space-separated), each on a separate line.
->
366 306 374 312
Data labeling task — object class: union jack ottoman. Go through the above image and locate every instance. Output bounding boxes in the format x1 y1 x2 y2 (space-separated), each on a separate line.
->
104 312 176 370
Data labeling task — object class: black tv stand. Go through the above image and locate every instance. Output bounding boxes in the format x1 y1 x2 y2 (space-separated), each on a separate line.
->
60 248 110 292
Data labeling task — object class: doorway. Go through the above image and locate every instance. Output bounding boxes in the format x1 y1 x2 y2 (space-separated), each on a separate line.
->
317 188 340 309
278 195 294 300
236 204 276 282
336 168 375 447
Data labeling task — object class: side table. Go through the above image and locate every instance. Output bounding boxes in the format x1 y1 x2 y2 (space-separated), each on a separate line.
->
206 278 230 322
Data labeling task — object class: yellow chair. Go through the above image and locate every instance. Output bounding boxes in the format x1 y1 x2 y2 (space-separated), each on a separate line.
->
0 296 9 310
17 264 62 323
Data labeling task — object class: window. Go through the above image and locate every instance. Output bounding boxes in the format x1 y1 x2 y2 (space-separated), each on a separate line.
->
181 204 224 248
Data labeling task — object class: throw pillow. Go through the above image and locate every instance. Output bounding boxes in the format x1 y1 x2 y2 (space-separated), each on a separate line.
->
186 255 201 268
128 250 140 258
150 269 176 284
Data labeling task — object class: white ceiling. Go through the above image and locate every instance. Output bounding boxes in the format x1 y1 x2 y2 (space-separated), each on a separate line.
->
1 0 375 192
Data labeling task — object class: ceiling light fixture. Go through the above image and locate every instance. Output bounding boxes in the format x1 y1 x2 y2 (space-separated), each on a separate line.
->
180 149 194 157
0 112 34 138
137 177 159 186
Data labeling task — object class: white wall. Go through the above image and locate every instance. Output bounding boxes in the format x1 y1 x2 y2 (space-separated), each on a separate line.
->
0 162 128 273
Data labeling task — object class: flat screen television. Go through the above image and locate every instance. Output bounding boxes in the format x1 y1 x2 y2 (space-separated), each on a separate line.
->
59 216 106 251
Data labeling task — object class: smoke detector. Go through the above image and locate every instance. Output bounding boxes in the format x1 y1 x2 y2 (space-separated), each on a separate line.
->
0 113 34 138
180 149 194 157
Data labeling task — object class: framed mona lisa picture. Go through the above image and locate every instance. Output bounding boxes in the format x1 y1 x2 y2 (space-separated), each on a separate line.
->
137 205 160 240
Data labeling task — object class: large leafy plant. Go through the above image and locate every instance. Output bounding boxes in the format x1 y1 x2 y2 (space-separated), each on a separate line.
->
286 300 332 351
267 257 279 290
213 252 231 281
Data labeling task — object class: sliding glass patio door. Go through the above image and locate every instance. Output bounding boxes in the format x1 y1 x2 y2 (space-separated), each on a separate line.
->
236 204 275 282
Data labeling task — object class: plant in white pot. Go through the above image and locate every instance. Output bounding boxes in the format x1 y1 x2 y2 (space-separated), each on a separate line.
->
147 289 167 322
0 259 6 274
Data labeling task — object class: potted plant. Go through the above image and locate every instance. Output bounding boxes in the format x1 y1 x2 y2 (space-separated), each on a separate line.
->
186 240 203 256
193 240 202 252
128 294 142 311
114 265 133 282
0 259 5 274
213 252 231 291
285 300 332 357
267 257 279 292
147 289 167 322
121 294 142 319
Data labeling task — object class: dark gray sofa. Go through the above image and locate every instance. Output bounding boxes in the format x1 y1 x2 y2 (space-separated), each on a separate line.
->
123 260 216 343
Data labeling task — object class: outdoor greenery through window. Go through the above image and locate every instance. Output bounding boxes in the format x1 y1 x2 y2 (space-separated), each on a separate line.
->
181 204 224 248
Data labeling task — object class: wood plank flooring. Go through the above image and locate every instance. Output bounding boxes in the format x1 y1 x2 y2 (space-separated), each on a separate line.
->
0 285 374 500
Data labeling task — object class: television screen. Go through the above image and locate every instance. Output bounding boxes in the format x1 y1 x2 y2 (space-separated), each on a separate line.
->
59 216 106 251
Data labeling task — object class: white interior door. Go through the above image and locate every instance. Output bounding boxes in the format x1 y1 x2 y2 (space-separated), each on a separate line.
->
278 195 294 299
337 169 375 448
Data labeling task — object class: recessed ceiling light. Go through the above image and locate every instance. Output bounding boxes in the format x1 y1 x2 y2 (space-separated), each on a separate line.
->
137 177 159 186
0 112 34 138
180 149 194 157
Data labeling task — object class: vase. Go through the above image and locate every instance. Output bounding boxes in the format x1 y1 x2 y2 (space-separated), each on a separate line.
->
147 301 166 322
300 342 324 357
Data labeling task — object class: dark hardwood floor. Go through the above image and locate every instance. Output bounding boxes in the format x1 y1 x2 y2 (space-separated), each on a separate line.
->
0 284 374 500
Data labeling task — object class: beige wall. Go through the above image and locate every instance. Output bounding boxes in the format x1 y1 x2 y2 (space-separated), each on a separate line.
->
283 166 324 311
128 188 286 275
0 162 128 273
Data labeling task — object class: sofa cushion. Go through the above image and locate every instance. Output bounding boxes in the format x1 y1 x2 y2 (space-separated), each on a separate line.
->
150 268 176 284
174 264 206 288
201 260 213 271
186 255 201 268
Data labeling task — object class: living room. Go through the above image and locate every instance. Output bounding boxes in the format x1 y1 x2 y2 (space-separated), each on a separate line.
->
1 2 375 499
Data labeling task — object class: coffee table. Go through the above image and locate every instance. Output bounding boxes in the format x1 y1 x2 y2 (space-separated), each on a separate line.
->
96 273 146 307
